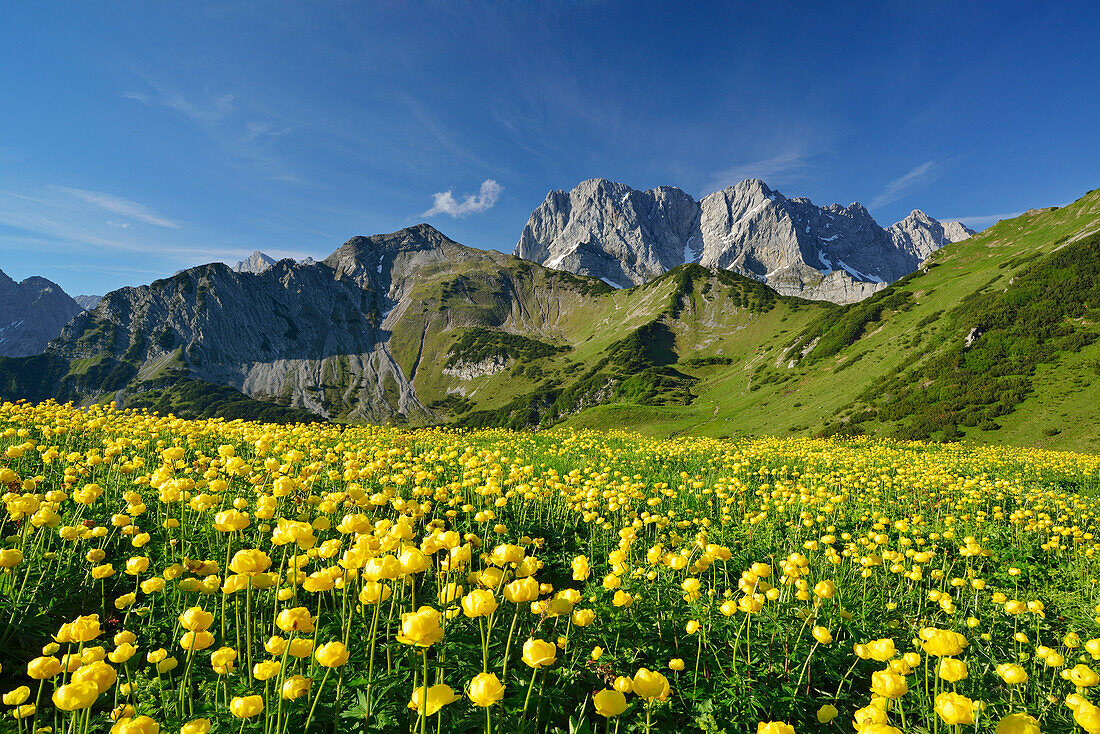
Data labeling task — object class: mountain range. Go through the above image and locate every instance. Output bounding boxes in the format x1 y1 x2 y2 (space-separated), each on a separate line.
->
515 178 974 302
0 181 1095 452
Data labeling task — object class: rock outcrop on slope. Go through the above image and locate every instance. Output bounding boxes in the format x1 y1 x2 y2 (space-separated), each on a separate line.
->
515 178 975 303
0 270 83 357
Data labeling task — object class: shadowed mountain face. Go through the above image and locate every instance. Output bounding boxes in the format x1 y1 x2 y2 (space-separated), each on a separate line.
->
36 224 612 421
514 178 973 303
0 270 83 357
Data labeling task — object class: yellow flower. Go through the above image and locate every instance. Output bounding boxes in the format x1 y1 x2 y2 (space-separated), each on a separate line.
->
996 663 1029 685
230 695 264 718
109 643 138 664
935 692 975 726
359 581 392 605
669 658 685 671
572 555 591 581
72 661 117 693
522 638 557 669
867 638 896 662
920 627 967 657
813 580 836 599
756 723 795 734
686 620 701 635
571 609 595 627
315 641 350 667
504 577 539 603
408 684 459 716
632 668 670 700
178 607 214 632
52 681 100 711
27 656 62 679
252 660 281 681
612 590 633 608
3 686 30 705
467 672 505 707
613 676 633 694
281 675 312 700
180 719 211 734
593 689 628 717
995 712 1040 734
0 548 22 568
1073 700 1100 734
1069 664 1100 688
397 606 444 647
871 670 908 698
179 631 215 651
210 647 237 675
461 589 498 618
116 715 159 734
816 704 838 723
276 607 315 633
229 549 271 575
591 646 604 660
812 626 832 644
937 657 968 683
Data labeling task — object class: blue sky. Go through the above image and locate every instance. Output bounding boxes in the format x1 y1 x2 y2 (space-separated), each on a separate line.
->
1 1 1097 296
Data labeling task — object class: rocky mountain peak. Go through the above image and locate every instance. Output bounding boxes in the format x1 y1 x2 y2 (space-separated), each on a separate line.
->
515 177 970 304
234 251 278 274
0 268 83 357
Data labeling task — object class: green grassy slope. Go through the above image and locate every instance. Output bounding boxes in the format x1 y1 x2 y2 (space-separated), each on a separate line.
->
561 189 1100 451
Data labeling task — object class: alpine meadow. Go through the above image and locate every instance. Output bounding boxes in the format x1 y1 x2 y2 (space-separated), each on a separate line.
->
1 3 1099 734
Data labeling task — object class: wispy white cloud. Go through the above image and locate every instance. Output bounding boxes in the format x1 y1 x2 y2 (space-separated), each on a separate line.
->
122 81 297 182
870 161 940 209
52 186 179 228
705 152 808 193
423 179 502 217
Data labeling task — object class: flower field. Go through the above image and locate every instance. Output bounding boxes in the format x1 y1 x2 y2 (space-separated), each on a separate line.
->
2 401 1100 733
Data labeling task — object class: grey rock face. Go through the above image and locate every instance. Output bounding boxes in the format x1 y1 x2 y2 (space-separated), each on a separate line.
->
47 224 594 422
75 295 102 310
234 251 278 274
887 210 975 262
0 270 83 357
516 178 968 304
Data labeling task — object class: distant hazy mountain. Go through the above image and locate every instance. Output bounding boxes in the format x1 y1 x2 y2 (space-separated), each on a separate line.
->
75 295 102 310
234 251 278 274
0 270 83 357
515 178 974 303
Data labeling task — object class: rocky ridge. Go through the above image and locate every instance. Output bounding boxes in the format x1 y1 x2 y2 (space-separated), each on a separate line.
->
0 270 83 357
515 178 975 303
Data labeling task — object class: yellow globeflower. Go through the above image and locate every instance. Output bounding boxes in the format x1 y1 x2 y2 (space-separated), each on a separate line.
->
816 704 838 723
275 607 315 633
408 684 459 716
117 715 159 734
0 548 22 568
812 626 832 644
229 549 272 575
180 719 211 734
179 631 215 651
178 607 214 632
252 660 281 681
1069 664 1100 688
467 673 505 707
315 641 350 667
935 692 975 726
937 657 968 683
2 686 30 705
995 712 1040 734
871 670 908 698
757 723 794 734
397 606 444 647
686 620 701 635
522 639 558 669
461 589 498 618
632 668 670 701
593 689 628 718
920 628 967 657
996 663 1029 685
1073 700 1100 733
867 638 896 662
71 661 117 693
27 656 62 679
230 695 264 718
669 658 685 671
613 676 633 694
281 675 312 700
52 681 99 711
